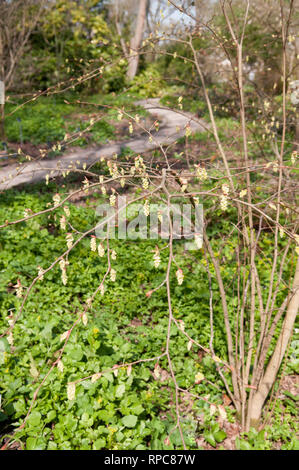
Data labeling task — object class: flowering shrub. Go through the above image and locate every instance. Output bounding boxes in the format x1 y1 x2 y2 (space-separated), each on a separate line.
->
0 0 298 451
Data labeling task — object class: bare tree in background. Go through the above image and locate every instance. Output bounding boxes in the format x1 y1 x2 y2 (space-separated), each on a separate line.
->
127 0 148 80
110 0 129 58
194 0 214 23
0 0 45 138
108 0 148 78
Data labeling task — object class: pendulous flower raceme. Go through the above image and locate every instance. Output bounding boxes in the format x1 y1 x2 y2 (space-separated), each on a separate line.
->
153 246 161 268
59 258 68 286
196 165 208 181
90 236 97 252
98 243 105 257
176 268 184 285
66 233 74 249
220 183 230 211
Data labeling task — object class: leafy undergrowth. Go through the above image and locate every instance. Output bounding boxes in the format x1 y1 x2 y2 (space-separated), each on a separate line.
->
0 184 298 450
2 91 150 154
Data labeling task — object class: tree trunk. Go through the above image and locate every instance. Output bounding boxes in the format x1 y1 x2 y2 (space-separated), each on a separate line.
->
294 38 299 147
127 0 147 81
248 256 299 427
112 0 128 59
0 102 4 141
195 0 201 22
0 27 4 140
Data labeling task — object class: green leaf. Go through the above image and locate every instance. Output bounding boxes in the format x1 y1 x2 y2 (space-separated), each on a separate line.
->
65 345 84 361
0 411 8 422
122 415 137 428
235 437 252 450
283 390 298 402
130 404 144 415
48 441 58 450
29 362 39 379
27 411 41 427
115 384 126 398
0 338 9 353
93 438 106 450
45 410 56 423
0 338 9 364
26 437 38 450
291 439 299 450
204 431 216 448
26 437 45 450
214 430 227 443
